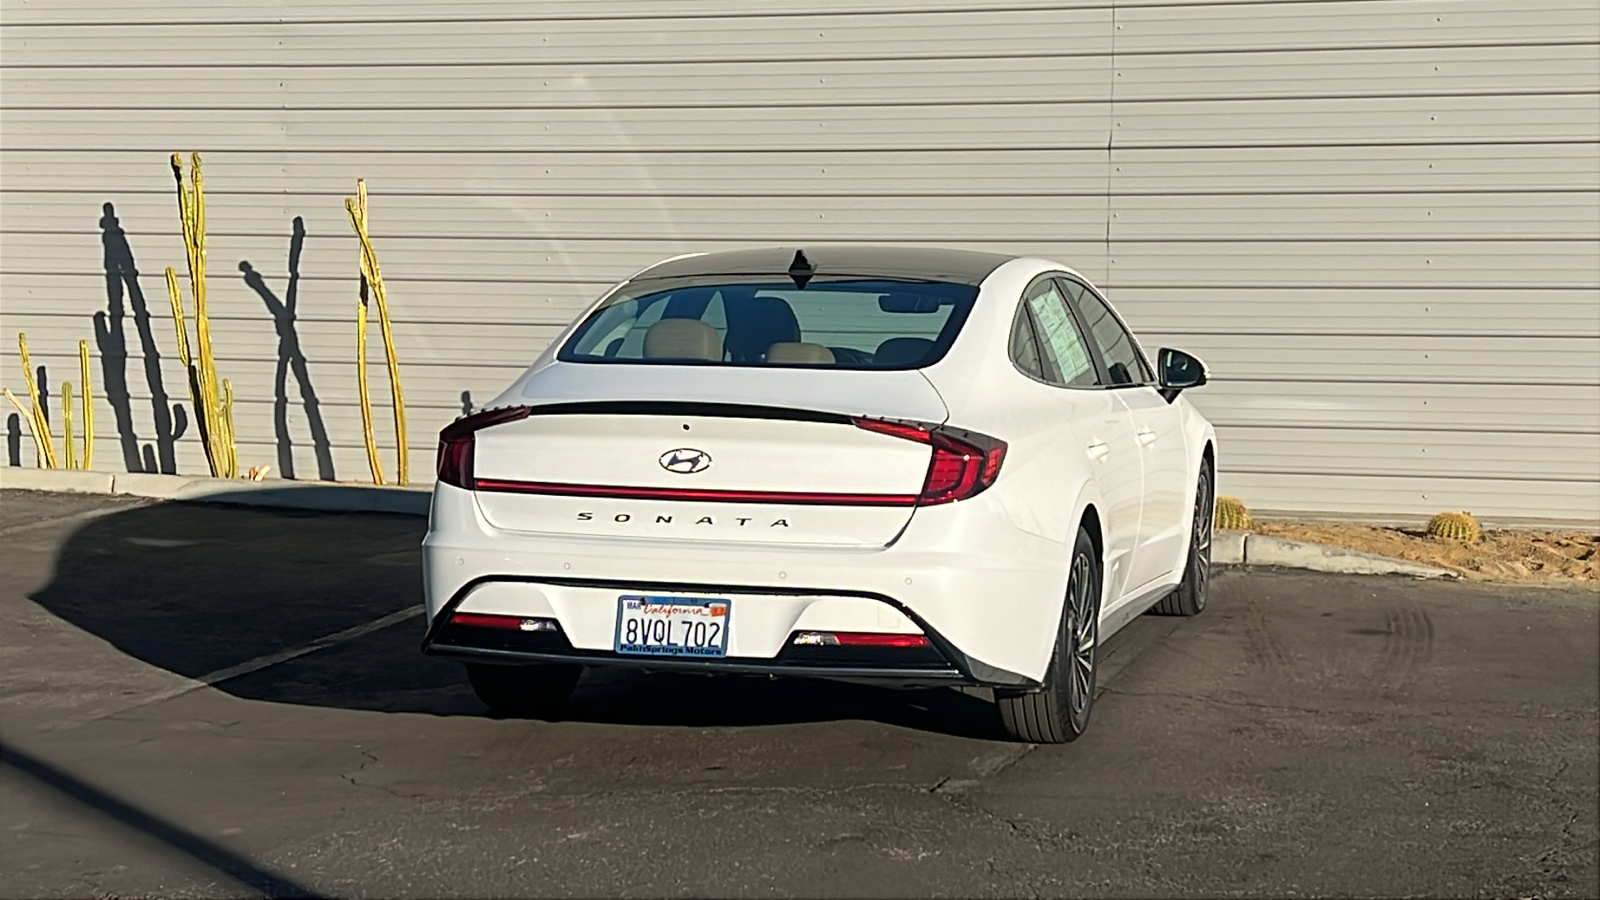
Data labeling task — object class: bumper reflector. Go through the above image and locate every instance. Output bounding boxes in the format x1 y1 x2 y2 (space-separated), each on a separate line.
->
791 631 930 648
449 612 561 632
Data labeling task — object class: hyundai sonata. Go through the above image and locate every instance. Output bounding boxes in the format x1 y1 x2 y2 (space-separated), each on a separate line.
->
422 246 1215 742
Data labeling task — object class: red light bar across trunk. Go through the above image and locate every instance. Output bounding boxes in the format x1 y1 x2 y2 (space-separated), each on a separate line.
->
471 479 919 507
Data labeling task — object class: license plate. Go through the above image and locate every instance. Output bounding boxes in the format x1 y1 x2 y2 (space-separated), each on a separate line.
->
614 596 731 658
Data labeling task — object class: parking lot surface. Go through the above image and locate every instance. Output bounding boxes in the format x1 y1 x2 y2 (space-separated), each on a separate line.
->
1 488 1596 898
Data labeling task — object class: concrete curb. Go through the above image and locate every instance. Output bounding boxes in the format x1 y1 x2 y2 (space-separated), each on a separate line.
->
1213 530 1247 565
1 467 1455 578
1215 530 1457 579
0 466 432 517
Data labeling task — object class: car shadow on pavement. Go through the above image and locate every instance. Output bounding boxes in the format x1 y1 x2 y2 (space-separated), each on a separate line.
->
30 495 1006 740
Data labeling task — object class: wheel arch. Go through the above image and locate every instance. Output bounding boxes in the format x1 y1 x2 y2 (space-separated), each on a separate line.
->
1078 502 1104 571
1187 440 1217 548
1071 490 1109 622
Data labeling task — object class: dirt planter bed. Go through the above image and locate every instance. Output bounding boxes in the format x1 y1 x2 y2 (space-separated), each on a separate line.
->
1250 521 1600 585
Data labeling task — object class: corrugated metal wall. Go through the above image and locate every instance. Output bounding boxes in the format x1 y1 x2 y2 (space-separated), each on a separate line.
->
3 0 1597 522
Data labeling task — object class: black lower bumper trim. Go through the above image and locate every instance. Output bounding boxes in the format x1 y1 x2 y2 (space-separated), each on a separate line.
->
427 642 969 683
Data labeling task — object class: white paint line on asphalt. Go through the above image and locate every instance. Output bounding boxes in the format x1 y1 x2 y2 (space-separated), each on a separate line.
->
0 501 150 539
45 606 425 732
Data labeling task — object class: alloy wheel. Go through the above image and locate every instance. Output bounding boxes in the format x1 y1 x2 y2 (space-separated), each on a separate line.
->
1067 551 1097 721
1192 472 1213 610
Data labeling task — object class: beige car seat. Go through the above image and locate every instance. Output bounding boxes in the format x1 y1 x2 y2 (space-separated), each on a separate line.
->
643 318 722 361
765 342 836 365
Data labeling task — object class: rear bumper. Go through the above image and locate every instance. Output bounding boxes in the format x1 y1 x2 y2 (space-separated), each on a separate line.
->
422 482 1071 685
423 583 972 687
422 574 985 687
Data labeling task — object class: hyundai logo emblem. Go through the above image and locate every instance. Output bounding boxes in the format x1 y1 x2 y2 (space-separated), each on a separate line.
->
659 448 712 474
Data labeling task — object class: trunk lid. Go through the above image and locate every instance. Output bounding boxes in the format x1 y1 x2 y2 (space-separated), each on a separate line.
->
471 364 948 546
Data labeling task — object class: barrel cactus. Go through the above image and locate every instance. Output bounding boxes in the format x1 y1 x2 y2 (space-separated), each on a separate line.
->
1427 511 1482 543
1214 495 1251 531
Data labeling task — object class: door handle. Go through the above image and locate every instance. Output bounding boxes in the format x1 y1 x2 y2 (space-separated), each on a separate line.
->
1136 427 1157 447
1086 439 1110 462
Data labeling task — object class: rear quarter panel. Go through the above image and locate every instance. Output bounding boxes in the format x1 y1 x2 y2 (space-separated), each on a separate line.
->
925 258 1104 550
913 260 1107 667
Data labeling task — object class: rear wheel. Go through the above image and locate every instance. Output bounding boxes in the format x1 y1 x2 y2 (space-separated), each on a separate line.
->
1152 463 1213 617
465 663 583 717
996 528 1100 743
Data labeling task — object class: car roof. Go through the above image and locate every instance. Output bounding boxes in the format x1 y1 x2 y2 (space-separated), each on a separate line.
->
632 245 1017 287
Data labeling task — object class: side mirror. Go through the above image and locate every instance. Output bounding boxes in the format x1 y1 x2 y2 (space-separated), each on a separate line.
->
1157 348 1207 401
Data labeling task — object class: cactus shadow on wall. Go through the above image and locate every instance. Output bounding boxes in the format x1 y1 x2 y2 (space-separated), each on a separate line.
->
34 365 53 443
240 216 335 481
95 202 186 473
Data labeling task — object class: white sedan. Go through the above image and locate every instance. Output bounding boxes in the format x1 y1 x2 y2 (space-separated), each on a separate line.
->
422 247 1216 742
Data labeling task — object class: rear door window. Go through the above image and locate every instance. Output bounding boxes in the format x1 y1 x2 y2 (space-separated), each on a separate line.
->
1061 279 1153 386
1023 280 1099 387
1010 300 1048 381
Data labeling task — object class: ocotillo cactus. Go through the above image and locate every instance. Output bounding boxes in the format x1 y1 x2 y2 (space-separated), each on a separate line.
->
3 388 48 466
16 333 57 469
1427 511 1482 543
61 382 75 470
168 152 237 478
346 179 409 485
221 378 236 471
1214 495 1251 531
78 339 93 469
355 263 382 485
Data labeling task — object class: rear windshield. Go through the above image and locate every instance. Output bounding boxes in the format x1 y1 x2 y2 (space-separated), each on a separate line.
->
557 278 979 369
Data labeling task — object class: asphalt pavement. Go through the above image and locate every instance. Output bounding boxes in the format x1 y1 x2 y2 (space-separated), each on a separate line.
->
1 488 1596 898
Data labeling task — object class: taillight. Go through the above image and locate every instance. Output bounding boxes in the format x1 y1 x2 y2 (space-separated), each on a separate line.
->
448 612 560 632
852 417 1007 505
436 405 532 489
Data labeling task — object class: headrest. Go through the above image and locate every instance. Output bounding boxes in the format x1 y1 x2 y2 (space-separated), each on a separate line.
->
874 337 935 367
724 295 801 363
643 318 722 361
765 342 836 365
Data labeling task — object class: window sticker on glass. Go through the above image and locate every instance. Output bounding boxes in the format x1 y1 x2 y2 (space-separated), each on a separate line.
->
1027 288 1096 386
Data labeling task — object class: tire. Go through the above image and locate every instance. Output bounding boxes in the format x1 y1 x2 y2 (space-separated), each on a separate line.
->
465 663 583 717
1151 463 1213 617
996 528 1101 743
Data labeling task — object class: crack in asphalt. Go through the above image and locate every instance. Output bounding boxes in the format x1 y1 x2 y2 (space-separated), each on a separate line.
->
1531 759 1586 887
933 787 1076 857
338 748 431 803
930 743 1036 798
972 742 1035 778
921 744 1081 864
